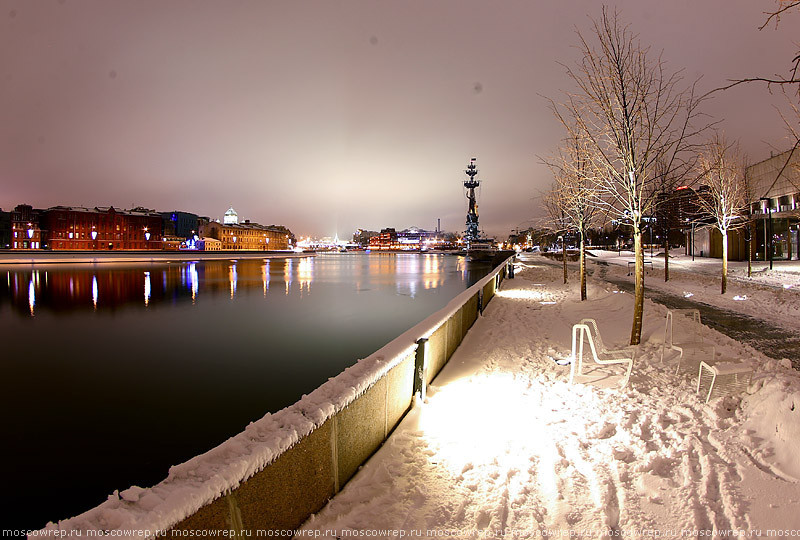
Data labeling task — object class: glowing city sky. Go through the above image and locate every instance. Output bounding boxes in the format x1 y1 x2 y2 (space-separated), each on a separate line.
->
1 1 796 239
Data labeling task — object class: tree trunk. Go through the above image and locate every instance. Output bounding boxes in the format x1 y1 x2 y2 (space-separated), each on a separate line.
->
580 232 587 301
664 233 670 282
721 230 728 294
630 230 644 346
563 239 568 284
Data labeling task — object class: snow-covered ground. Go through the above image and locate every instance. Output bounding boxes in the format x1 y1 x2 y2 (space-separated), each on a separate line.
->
300 253 800 539
585 250 800 331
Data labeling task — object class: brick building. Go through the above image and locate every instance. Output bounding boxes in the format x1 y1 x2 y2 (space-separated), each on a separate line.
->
40 206 163 251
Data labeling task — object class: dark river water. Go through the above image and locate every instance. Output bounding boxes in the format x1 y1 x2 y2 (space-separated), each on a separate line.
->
0 252 492 530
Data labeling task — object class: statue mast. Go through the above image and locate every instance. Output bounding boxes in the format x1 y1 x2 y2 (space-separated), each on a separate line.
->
463 157 481 249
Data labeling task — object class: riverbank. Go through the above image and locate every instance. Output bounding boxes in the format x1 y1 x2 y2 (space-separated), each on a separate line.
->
0 249 315 265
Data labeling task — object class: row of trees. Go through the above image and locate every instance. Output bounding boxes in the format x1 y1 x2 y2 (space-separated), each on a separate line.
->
543 3 799 346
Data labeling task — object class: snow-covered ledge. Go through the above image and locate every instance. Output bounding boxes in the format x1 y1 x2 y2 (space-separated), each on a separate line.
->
37 256 515 539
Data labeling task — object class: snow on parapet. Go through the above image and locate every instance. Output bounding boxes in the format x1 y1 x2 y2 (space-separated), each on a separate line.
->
39 258 513 538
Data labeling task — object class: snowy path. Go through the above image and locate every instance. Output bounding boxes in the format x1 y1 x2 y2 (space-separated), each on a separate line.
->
300 257 800 539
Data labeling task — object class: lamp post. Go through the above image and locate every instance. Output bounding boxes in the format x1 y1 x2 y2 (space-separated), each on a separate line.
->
691 221 696 262
760 197 773 270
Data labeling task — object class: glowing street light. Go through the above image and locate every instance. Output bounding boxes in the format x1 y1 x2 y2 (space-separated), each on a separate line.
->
143 227 151 242
27 223 34 239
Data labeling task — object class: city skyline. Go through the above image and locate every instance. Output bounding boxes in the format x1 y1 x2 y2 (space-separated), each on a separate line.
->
1 1 797 239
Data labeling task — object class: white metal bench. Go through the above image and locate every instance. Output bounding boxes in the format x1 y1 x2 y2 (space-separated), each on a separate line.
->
570 318 635 388
661 308 715 375
697 361 753 404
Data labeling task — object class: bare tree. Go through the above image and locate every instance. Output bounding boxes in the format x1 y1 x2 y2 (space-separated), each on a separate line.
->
545 136 602 300
542 188 570 285
695 134 749 294
551 7 704 345
715 1 800 96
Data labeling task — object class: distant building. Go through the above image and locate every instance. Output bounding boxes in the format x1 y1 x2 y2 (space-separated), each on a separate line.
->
10 204 43 250
198 237 222 251
369 228 399 250
200 216 293 250
223 207 239 225
160 211 199 239
746 149 800 260
40 206 163 251
368 227 445 250
0 209 11 249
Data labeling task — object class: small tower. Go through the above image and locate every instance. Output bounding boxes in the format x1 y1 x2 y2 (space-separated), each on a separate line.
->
463 158 481 248
223 207 239 225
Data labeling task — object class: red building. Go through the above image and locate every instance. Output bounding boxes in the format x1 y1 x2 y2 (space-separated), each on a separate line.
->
40 206 163 251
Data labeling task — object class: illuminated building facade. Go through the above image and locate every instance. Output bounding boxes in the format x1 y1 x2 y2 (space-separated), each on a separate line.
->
10 204 43 250
41 206 164 251
200 220 293 250
369 228 400 250
746 149 800 260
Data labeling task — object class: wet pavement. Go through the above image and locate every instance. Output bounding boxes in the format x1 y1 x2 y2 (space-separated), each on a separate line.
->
589 262 800 369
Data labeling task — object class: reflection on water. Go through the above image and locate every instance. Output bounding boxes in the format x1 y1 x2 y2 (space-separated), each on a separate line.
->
6 254 471 316
0 253 490 531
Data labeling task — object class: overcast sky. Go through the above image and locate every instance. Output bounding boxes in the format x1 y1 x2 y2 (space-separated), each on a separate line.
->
1 1 797 239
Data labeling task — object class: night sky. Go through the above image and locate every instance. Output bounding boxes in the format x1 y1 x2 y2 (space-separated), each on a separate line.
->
1 1 796 239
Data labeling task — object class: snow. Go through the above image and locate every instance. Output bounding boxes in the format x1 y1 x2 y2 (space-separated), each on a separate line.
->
299 253 800 538
586 250 800 331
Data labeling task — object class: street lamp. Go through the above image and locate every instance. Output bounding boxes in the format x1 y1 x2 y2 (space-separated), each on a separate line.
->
144 227 151 242
760 197 773 270
27 223 34 239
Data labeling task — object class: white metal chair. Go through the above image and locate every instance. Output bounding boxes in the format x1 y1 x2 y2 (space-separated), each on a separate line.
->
570 318 635 388
661 309 715 375
697 361 753 404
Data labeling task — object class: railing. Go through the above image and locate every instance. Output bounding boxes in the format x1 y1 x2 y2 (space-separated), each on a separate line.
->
40 255 516 538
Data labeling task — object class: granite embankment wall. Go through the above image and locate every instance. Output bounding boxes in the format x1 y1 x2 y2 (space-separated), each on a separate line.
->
40 255 515 538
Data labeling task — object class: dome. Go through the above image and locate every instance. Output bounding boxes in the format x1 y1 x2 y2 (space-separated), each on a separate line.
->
223 207 238 225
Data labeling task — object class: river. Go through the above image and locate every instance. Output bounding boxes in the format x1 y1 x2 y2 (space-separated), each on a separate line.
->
0 252 493 530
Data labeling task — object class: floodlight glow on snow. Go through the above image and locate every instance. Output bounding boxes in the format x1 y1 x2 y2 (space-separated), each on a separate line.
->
495 289 555 302
684 292 694 298
733 295 748 301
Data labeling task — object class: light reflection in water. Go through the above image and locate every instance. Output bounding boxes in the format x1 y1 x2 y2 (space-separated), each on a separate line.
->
92 276 98 309
268 259 269 298
28 278 35 316
297 257 313 295
189 263 198 302
229 264 237 299
284 258 292 295
144 272 151 307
